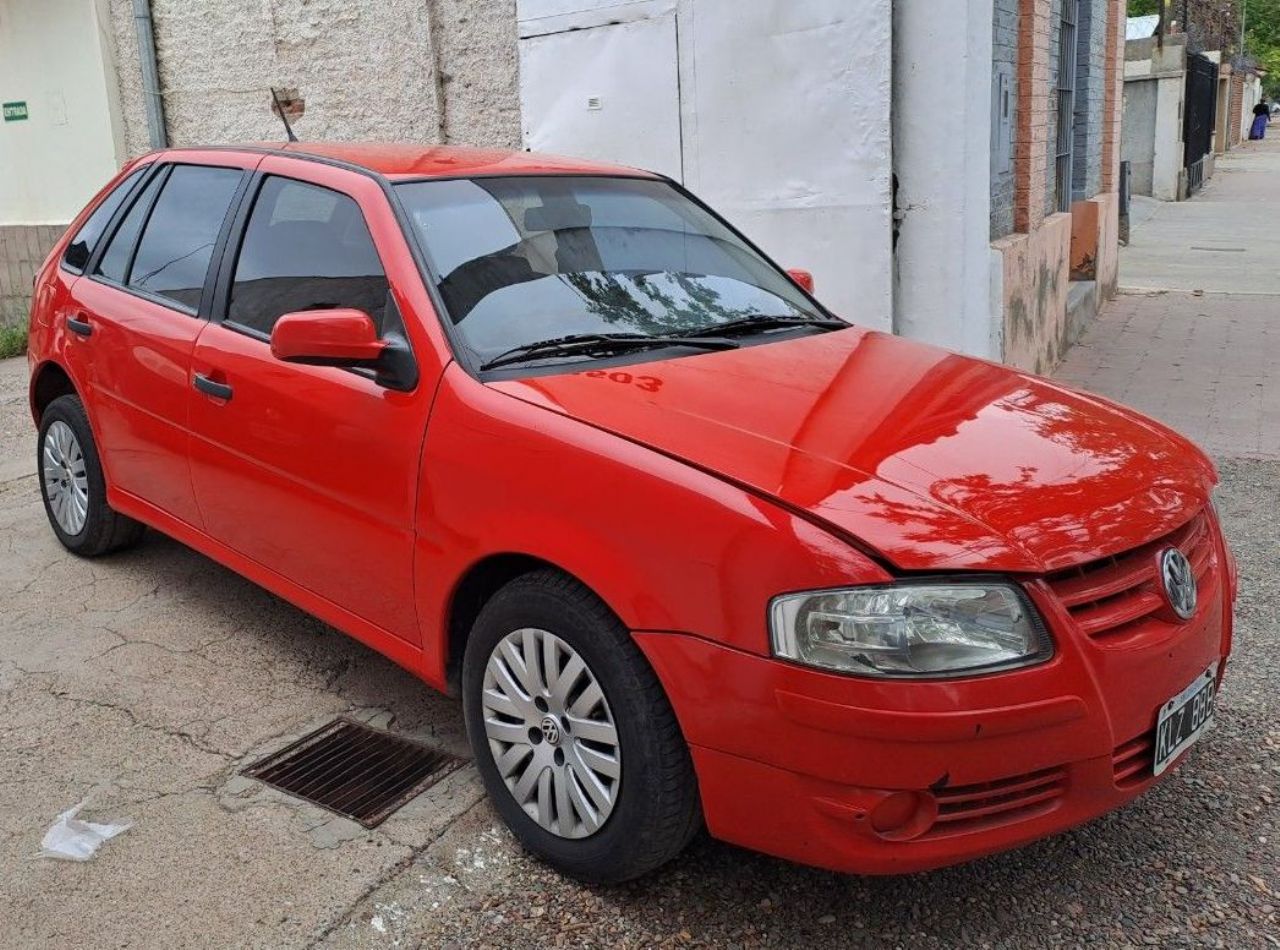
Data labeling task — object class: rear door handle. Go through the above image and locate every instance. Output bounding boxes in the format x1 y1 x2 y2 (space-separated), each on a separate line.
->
193 373 233 401
66 314 92 338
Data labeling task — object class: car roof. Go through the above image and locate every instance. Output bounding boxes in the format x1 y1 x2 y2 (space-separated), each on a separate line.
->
159 142 660 181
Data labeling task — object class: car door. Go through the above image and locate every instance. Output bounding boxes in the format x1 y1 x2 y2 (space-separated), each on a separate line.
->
65 155 253 526
186 158 436 645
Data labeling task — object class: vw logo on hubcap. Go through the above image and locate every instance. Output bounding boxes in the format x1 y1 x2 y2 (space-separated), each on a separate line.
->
1159 547 1197 621
539 715 561 746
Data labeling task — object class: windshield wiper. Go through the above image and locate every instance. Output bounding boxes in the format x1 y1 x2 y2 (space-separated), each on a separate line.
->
479 332 739 371
671 315 847 338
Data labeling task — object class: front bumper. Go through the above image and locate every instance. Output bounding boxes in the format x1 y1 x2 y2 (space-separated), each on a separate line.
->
634 556 1231 875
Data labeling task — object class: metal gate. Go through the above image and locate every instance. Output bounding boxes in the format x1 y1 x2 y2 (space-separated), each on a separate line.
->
1183 52 1218 194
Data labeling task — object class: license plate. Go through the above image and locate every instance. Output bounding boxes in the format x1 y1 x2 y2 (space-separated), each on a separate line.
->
1153 664 1218 776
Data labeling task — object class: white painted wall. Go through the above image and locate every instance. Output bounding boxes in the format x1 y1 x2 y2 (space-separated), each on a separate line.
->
1241 74 1262 143
0 0 124 224
520 14 684 179
891 0 999 358
516 0 894 331
1152 74 1186 200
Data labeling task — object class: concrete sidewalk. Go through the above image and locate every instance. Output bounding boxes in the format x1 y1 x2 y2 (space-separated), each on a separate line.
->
1118 137 1280 295
1057 138 1280 461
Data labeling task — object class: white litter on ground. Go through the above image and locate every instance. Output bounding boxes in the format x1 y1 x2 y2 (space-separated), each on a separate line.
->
39 801 132 861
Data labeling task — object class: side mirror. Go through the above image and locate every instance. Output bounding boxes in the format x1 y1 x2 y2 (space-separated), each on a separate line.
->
786 268 815 294
270 308 386 364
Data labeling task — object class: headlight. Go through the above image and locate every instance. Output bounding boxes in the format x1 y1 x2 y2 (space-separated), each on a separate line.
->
769 582 1052 679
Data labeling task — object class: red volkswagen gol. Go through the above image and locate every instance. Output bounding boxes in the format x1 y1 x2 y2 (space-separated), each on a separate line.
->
27 144 1235 883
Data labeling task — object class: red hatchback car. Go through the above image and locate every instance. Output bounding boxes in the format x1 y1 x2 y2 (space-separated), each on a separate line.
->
28 144 1235 883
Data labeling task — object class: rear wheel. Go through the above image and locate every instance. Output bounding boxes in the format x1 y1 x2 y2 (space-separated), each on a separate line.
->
37 395 145 557
462 570 701 883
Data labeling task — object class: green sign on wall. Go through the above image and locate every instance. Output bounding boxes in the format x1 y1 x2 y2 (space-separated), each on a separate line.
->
3 101 29 122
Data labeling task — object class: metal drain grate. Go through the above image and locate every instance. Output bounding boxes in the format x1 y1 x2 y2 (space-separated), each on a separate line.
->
242 718 464 828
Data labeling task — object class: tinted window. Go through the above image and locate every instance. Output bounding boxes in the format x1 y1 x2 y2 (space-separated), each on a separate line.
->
394 176 824 367
63 166 148 272
228 177 388 335
96 172 165 284
128 165 243 310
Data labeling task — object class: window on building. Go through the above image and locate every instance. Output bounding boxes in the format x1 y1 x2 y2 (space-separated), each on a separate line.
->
63 166 149 273
227 177 388 336
128 165 243 310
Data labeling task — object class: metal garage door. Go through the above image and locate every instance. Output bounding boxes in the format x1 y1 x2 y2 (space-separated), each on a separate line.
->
516 0 894 329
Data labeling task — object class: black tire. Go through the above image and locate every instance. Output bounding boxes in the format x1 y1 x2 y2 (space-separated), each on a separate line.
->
462 569 701 884
37 394 145 557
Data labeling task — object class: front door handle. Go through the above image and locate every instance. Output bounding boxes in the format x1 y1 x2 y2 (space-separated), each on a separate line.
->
193 373 233 401
66 314 92 338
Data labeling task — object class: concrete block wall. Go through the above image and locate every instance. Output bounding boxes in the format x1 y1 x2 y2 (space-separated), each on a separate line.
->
991 0 1021 239
0 225 64 327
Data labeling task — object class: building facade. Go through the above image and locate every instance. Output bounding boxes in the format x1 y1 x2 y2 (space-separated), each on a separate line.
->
0 0 130 324
1 0 1126 376
986 0 1125 374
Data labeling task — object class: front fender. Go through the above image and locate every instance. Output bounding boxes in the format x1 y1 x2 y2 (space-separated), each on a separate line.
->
414 365 889 686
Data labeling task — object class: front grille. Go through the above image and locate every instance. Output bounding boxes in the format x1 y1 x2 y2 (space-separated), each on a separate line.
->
1112 732 1154 788
1045 510 1215 645
242 718 464 828
927 766 1068 837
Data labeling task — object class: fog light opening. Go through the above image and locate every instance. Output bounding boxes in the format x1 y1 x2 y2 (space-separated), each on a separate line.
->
869 791 936 841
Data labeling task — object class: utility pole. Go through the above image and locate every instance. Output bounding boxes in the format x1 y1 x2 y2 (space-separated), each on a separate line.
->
1240 0 1247 60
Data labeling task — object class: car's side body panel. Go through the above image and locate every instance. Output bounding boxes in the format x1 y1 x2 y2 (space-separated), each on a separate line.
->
185 156 449 644
65 275 208 525
105 482 427 675
412 364 890 687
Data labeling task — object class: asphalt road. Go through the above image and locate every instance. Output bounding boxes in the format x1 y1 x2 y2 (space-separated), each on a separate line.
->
0 351 1276 948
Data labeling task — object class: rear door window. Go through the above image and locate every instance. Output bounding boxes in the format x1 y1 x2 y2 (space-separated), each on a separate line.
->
228 176 388 336
96 171 166 284
127 165 243 311
63 166 149 273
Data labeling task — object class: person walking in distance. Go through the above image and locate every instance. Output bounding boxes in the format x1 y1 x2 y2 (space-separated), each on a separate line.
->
1250 100 1270 140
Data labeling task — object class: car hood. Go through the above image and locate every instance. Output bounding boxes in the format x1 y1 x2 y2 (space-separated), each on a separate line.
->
491 328 1215 573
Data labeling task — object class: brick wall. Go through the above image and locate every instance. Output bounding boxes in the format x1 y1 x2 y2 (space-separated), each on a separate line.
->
1101 0 1123 191
1015 0 1055 232
0 225 64 328
1229 72 1244 146
992 0 1021 238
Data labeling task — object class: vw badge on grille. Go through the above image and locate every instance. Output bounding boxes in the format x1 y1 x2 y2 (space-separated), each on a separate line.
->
1159 548 1197 621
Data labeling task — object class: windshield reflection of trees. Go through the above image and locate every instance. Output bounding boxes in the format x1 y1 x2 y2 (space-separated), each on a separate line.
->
562 271 761 336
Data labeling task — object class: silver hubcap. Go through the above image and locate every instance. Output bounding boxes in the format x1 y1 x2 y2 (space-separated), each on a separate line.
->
482 628 621 838
42 421 89 536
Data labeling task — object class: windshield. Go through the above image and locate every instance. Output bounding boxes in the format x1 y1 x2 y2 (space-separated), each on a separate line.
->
394 175 832 369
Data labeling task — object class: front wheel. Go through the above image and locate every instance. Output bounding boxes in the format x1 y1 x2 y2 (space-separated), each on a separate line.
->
462 570 701 883
37 394 145 557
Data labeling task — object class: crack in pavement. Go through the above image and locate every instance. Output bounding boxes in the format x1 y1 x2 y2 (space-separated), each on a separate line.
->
306 795 488 948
